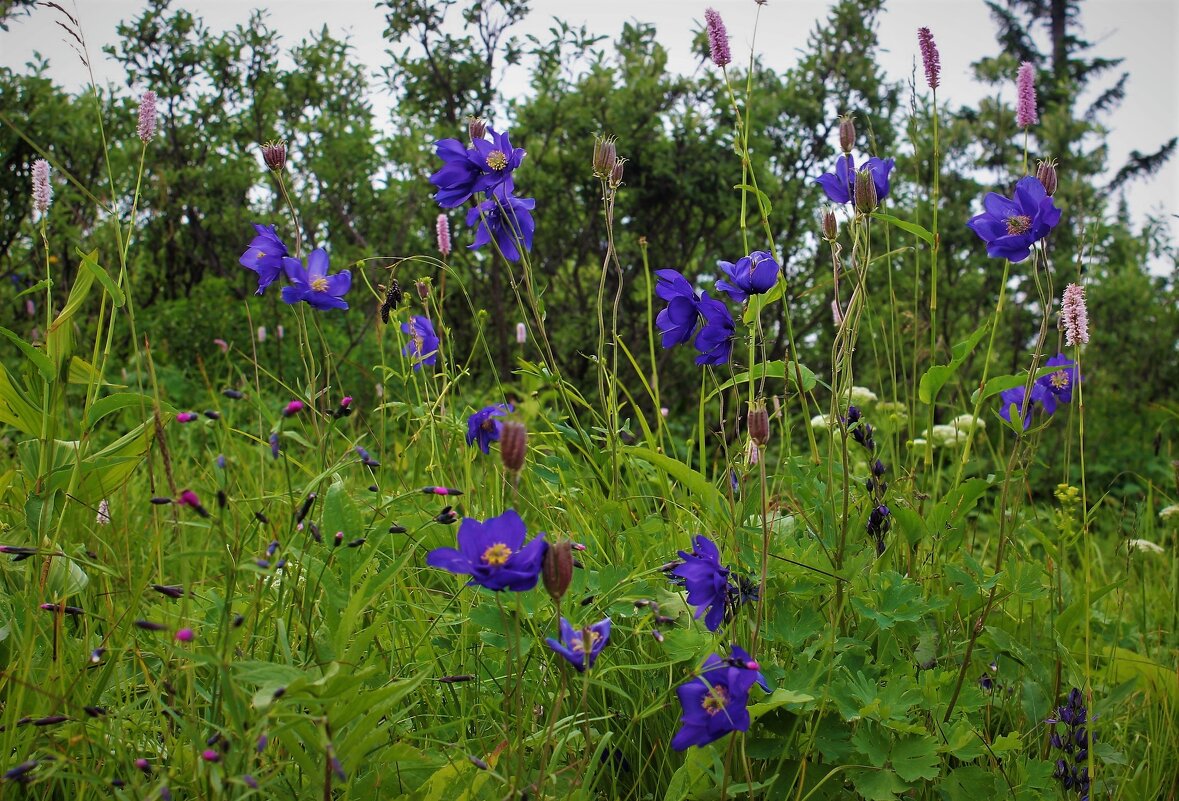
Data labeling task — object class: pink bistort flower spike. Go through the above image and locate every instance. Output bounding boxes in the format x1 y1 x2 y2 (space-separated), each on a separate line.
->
703 8 731 68
1016 61 1038 128
1061 283 1089 347
436 213 451 257
917 27 940 90
137 90 157 143
32 159 51 215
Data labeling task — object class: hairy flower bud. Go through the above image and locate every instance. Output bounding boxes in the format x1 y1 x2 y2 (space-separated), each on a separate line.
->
609 158 626 189
1036 158 1058 196
821 208 838 241
415 280 430 300
747 403 770 446
853 168 878 213
467 116 487 143
261 139 287 171
838 115 856 155
592 135 617 180
542 539 573 601
500 421 527 474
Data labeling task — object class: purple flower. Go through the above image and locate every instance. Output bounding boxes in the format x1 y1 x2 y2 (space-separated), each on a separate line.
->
694 292 735 367
239 224 297 296
716 251 779 303
429 128 526 208
32 158 51 215
137 90 157 142
466 404 512 454
816 155 895 205
703 8 731 68
1036 354 1080 415
545 617 611 672
669 535 732 632
466 189 536 262
917 27 940 90
281 248 351 311
655 269 701 348
998 383 1047 430
1016 61 1038 128
966 176 1061 262
401 316 439 370
671 646 766 750
1061 284 1089 347
426 509 547 592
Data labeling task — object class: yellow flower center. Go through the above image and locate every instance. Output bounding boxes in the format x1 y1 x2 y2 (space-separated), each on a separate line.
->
1050 371 1069 389
255 250 266 259
482 542 513 566
485 150 507 170
702 685 729 715
1006 214 1032 235
570 629 601 653
311 277 329 292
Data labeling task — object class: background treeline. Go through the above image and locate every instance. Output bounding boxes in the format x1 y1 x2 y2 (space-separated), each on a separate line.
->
2 0 1177 500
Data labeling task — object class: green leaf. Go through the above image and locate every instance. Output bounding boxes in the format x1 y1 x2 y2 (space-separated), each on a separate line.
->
0 326 53 381
849 767 907 800
83 254 125 307
624 446 722 510
928 477 992 537
872 212 935 245
84 392 166 431
890 736 940 781
706 360 816 399
14 278 51 300
46 249 99 373
748 688 816 720
733 183 773 217
918 323 989 405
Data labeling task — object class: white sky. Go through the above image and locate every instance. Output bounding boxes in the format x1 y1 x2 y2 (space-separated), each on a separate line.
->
3 0 1177 228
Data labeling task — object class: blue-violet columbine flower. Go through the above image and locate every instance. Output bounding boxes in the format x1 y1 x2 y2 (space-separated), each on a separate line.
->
401 316 439 370
670 534 733 632
655 269 701 348
426 508 547 592
545 617 611 672
716 250 779 303
1036 354 1080 415
671 646 767 750
281 248 351 311
466 403 512 454
240 224 298 296
816 155 895 206
429 127 526 208
466 188 536 262
966 175 1061 262
694 292 735 367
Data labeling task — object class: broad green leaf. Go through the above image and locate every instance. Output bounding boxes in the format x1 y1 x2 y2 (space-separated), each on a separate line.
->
83 254 125 307
918 323 989 404
890 735 940 781
0 326 53 380
46 249 99 372
14 278 51 299
707 360 816 399
748 687 816 720
45 556 89 597
872 212 935 245
849 767 907 800
0 363 42 435
624 446 722 510
84 392 166 431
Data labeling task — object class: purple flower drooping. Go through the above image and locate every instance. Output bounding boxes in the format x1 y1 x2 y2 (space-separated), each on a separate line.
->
1016 61 1038 128
669 535 733 632
671 646 767 750
816 154 895 206
703 8 731 68
966 176 1061 262
401 316 439 370
694 292 736 367
32 159 51 216
545 617 611 672
655 269 701 348
426 508 547 592
466 403 512 454
281 248 351 311
466 188 536 262
1035 354 1080 415
239 224 298 296
917 27 940 91
1061 284 1089 347
998 383 1046 431
137 90 157 143
716 251 779 303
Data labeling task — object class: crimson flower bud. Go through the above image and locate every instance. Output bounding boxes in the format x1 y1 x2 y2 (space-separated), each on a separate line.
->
543 540 573 602
747 403 770 446
838 115 856 154
499 421 527 474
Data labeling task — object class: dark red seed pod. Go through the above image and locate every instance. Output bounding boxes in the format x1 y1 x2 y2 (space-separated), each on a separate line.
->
500 421 527 474
542 540 573 602
747 403 770 446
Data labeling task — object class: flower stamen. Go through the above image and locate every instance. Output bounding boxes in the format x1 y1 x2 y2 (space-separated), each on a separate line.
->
485 150 507 171
311 277 329 292
1006 215 1032 235
702 685 729 715
481 542 513 566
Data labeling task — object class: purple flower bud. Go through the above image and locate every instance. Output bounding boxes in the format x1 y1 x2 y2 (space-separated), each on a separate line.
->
346 538 365 548
242 774 259 789
204 410 221 420
135 620 167 632
434 506 459 525
201 749 220 763
83 705 106 716
232 614 245 627
421 486 463 496
222 388 244 399
32 715 69 726
40 603 83 616
257 734 268 752
135 758 151 773
333 531 344 547
176 412 198 423
152 584 185 599
282 400 304 417
437 675 475 683
90 648 105 663
215 454 226 469
255 558 270 569
261 139 287 171
174 628 195 642
266 540 279 556
296 493 316 523
269 432 280 459
150 496 173 505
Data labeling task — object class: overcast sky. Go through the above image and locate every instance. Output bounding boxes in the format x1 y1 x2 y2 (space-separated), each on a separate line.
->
3 0 1177 227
